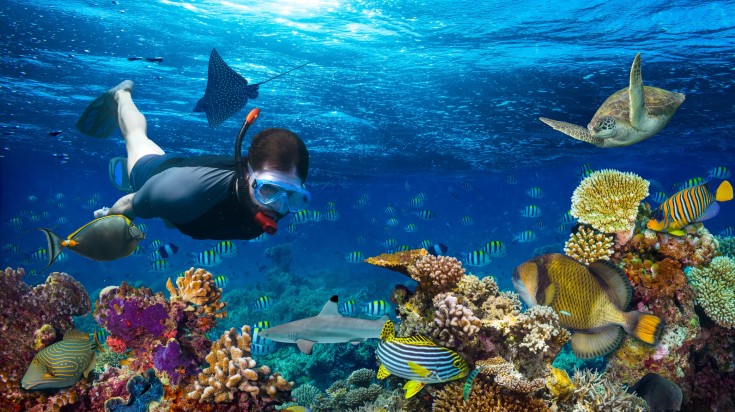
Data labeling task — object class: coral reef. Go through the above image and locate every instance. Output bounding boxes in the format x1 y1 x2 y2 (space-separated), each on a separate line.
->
570 169 649 244
686 256 735 328
188 325 293 404
0 267 91 411
432 377 551 411
717 235 735 258
308 368 383 411
265 243 293 272
563 225 614 264
565 369 647 411
166 267 227 331
476 356 546 393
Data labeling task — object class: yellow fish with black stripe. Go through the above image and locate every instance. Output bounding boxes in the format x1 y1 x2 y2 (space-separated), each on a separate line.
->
38 215 145 271
513 253 664 359
376 320 469 398
22 329 100 390
647 178 732 236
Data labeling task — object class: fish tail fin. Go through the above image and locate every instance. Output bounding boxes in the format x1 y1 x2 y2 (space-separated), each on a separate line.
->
624 311 665 345
37 228 66 271
715 180 733 202
380 319 395 341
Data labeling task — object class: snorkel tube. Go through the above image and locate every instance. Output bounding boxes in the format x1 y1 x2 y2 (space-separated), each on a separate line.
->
235 108 278 235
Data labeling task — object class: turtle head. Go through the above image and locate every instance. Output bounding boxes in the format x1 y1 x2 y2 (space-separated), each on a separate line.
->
589 116 620 139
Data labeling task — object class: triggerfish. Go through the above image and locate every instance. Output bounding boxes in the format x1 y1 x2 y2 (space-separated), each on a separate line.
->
513 254 664 359
38 215 145 270
22 329 100 390
647 179 733 236
376 320 469 399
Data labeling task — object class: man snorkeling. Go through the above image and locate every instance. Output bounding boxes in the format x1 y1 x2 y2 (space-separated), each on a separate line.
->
78 80 310 240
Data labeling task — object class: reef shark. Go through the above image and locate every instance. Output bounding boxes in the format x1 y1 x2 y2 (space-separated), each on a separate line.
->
258 295 388 355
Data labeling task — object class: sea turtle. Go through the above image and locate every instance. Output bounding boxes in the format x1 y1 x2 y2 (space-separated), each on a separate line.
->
539 53 685 148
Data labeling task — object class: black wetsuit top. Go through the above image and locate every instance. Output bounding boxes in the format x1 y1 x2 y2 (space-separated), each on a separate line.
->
132 156 264 240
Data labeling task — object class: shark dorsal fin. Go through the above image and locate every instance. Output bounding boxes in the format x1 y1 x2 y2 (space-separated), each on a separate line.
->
318 295 341 317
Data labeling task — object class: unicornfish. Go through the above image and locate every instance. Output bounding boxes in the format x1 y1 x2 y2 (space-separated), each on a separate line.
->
39 214 145 270
513 253 665 359
22 329 100 390
376 320 469 399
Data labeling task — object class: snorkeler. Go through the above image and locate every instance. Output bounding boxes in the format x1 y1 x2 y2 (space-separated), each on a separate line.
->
76 80 311 240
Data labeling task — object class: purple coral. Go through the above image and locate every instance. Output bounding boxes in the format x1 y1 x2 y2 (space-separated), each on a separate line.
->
153 339 198 385
105 298 169 342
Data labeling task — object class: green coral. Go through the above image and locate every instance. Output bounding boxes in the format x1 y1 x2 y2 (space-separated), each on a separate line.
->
686 256 735 328
94 349 130 373
291 383 321 407
717 236 735 258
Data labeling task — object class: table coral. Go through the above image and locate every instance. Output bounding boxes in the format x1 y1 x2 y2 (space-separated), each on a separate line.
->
570 169 649 245
686 256 735 328
188 326 293 405
563 225 614 265
0 268 90 411
365 248 428 275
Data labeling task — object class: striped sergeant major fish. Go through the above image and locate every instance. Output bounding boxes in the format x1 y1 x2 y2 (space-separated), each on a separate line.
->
22 329 100 390
361 300 391 318
338 299 358 316
193 249 221 267
251 296 274 311
376 320 469 399
647 179 733 236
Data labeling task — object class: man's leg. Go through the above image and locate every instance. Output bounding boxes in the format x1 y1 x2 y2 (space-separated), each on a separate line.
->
112 82 165 176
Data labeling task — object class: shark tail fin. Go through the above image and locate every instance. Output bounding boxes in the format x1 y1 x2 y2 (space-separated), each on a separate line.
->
380 319 395 341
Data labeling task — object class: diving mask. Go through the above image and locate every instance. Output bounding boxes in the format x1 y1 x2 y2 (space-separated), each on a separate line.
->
247 163 311 214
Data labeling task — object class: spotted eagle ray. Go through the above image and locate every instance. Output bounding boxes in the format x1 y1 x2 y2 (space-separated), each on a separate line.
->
193 48 309 127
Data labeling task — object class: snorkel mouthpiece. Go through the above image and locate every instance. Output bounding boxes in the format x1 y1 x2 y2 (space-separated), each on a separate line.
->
255 211 277 234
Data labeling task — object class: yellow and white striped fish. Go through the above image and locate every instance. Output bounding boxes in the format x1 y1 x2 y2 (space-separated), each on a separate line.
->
376 320 468 399
647 179 733 236
21 329 99 390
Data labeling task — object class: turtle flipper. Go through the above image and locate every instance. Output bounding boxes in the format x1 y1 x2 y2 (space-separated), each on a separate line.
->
628 53 645 131
539 117 604 147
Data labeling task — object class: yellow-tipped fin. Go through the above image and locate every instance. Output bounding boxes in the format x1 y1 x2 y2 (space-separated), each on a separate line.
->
403 380 425 399
716 180 733 202
377 364 391 380
407 361 431 378
626 312 665 345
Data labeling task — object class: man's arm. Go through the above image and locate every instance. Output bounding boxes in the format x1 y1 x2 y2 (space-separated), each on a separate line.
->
106 193 138 220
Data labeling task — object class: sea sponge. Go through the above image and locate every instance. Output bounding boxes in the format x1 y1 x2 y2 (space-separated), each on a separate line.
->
428 293 481 350
564 225 614 265
686 256 735 328
570 169 649 245
407 254 465 296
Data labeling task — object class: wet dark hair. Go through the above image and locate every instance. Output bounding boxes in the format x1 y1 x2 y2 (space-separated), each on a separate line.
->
247 128 309 182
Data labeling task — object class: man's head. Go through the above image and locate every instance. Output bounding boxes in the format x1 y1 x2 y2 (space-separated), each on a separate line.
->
246 128 310 219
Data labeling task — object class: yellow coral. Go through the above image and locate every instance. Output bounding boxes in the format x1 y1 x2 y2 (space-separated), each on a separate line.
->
564 226 614 265
365 249 428 275
570 169 649 245
546 367 574 401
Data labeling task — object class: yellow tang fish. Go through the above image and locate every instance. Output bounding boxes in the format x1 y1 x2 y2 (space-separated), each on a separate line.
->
513 253 664 359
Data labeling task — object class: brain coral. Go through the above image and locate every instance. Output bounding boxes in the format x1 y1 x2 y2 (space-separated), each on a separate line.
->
570 169 649 245
686 256 735 328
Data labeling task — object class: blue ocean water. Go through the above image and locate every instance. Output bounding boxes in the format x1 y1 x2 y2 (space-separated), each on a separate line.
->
0 0 734 408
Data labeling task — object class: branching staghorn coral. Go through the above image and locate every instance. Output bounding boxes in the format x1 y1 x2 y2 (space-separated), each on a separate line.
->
570 169 649 245
686 256 735 328
188 325 292 403
569 369 647 411
564 225 614 265
407 254 465 296
428 293 481 351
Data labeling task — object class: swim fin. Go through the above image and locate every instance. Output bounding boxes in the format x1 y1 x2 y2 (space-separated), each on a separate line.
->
76 80 133 138
109 157 132 192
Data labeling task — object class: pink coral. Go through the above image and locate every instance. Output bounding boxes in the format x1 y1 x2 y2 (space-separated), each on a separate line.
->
428 292 481 351
407 254 465 296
